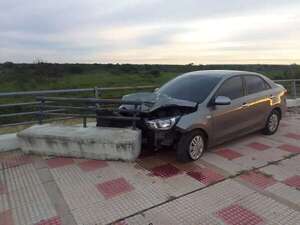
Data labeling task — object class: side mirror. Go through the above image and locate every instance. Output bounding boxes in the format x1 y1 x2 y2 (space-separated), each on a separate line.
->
214 96 231 105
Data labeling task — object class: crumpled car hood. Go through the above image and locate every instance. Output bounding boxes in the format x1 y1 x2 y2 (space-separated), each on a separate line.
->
120 92 197 113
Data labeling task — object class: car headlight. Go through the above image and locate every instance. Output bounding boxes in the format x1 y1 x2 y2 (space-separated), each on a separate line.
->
145 117 178 130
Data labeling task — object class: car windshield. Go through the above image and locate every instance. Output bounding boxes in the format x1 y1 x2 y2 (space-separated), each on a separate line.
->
158 74 221 103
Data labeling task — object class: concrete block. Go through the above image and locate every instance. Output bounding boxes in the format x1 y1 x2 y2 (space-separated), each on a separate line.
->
287 98 300 107
18 124 141 161
0 133 20 152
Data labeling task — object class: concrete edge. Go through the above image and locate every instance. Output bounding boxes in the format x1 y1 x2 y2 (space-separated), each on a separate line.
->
287 98 300 107
0 133 20 152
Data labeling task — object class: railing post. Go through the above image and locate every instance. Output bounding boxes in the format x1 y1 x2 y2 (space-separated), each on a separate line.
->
132 104 138 130
83 117 87 128
292 80 297 99
38 98 45 125
94 87 100 98
83 102 88 128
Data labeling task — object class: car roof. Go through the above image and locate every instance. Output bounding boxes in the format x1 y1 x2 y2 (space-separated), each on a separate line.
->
183 70 262 79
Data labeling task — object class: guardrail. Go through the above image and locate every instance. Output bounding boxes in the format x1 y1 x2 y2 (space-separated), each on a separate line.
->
0 85 155 128
0 79 299 128
35 96 151 129
274 79 300 99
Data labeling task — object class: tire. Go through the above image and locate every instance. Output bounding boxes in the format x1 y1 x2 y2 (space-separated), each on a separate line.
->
262 110 280 135
176 130 207 162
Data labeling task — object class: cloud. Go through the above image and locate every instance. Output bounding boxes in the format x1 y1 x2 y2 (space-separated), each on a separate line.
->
0 0 300 63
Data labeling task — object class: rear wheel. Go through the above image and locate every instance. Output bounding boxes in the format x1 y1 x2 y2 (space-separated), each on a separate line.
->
176 130 207 162
262 110 280 135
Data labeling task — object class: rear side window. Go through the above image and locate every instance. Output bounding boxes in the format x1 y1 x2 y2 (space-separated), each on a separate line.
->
216 76 244 100
245 75 270 95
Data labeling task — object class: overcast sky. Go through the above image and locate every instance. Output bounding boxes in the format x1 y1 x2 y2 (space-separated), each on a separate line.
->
1 0 300 64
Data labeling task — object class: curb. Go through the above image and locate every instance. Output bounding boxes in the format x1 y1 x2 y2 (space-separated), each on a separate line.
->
0 133 20 152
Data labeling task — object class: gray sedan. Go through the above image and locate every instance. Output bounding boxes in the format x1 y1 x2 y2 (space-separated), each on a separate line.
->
102 70 287 162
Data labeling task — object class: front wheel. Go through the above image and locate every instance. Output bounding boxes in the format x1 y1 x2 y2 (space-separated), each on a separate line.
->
176 130 207 162
262 110 280 135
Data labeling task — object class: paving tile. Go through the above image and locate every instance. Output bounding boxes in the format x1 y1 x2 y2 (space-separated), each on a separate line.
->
61 185 104 210
259 165 295 181
164 173 205 197
246 142 271 151
239 171 277 189
247 149 290 163
201 153 246 175
279 155 300 173
0 209 14 225
119 180 255 225
34 216 61 225
0 182 7 195
215 149 243 160
233 154 267 170
46 158 74 169
9 184 53 210
150 163 181 178
97 177 134 199
0 194 9 213
78 160 108 172
187 167 224 185
266 183 300 205
284 132 300 140
4 164 42 192
137 157 166 171
283 175 300 189
278 144 300 153
0 153 32 169
237 192 300 225
216 204 264 225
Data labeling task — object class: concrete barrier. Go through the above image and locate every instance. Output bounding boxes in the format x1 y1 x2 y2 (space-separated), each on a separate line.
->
0 133 20 152
287 98 300 107
18 124 141 161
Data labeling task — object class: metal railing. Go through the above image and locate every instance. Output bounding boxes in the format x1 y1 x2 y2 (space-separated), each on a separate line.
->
36 96 150 129
0 85 155 128
274 79 300 99
0 79 299 128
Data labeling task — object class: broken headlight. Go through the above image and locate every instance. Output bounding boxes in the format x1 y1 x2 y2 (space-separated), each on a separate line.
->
145 117 178 130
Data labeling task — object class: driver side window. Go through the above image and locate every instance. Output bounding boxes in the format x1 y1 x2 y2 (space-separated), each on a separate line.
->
216 76 244 100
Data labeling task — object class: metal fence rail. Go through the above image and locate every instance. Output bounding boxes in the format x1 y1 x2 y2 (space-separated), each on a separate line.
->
274 79 300 99
36 96 150 129
0 79 299 128
0 85 155 128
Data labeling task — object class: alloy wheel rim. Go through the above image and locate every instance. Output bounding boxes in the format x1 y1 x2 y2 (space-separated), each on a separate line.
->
268 114 279 132
189 135 204 160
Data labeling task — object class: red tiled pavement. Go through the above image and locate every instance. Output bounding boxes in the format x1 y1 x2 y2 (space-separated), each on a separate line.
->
284 132 300 140
0 182 7 195
34 216 61 225
97 177 134 199
280 122 289 127
78 160 108 172
0 209 14 225
278 144 300 153
246 142 271 151
239 171 277 189
283 175 300 189
215 148 242 160
47 158 74 169
187 167 224 185
150 163 181 178
2 155 32 168
216 204 264 225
